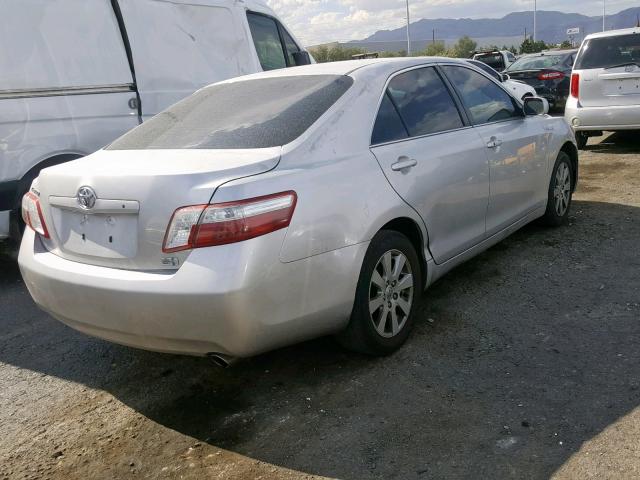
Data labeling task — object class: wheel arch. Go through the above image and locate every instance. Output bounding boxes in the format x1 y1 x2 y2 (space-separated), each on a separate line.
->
559 141 579 192
379 217 428 289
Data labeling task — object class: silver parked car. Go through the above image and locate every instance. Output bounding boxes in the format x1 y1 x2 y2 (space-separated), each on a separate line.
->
19 58 578 363
565 27 640 149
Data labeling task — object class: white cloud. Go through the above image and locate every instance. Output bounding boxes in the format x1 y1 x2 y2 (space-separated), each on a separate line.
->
267 0 638 46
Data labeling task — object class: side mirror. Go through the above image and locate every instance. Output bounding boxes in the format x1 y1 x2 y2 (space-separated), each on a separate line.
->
523 96 549 116
292 51 311 66
501 73 511 82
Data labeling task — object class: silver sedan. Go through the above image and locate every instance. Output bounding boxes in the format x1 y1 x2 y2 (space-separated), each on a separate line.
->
19 58 578 363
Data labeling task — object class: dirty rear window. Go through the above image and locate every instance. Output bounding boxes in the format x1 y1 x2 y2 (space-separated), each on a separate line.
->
107 75 353 150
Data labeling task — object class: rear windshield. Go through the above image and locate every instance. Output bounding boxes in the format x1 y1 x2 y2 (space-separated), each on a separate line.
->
107 75 353 150
474 53 504 70
575 34 640 69
506 54 565 71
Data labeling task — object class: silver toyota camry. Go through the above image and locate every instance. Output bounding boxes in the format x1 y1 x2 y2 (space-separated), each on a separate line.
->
19 58 578 362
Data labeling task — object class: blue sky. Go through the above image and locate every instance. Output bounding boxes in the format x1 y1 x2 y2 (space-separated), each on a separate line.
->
267 0 639 45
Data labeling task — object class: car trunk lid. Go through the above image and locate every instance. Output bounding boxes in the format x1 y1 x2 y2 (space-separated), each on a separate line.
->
577 64 640 107
36 148 281 270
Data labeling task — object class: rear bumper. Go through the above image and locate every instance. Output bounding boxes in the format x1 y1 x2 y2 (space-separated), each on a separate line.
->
18 228 367 357
565 100 640 131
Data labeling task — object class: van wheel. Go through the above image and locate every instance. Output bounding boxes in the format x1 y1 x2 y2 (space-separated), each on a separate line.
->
541 152 573 227
338 230 421 356
575 132 588 149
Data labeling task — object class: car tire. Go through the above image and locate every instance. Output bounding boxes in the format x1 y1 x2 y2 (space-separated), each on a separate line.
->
575 131 588 150
541 151 573 227
338 230 421 356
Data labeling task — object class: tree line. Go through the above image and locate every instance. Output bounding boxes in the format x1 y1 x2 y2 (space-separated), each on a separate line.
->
309 36 574 63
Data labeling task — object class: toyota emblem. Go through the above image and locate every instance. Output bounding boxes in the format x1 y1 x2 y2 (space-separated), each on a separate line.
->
76 186 97 210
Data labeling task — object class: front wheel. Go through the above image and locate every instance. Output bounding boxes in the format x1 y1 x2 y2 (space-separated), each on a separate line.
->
541 152 573 227
338 230 421 356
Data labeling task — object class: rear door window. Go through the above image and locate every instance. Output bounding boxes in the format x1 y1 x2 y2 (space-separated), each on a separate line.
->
385 67 464 137
575 34 640 69
442 65 519 125
107 75 353 150
247 13 287 70
371 93 409 144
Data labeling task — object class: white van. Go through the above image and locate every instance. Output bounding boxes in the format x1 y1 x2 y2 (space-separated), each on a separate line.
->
0 0 310 240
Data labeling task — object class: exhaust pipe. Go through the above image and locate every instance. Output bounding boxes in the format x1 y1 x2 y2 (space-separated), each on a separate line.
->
207 353 236 368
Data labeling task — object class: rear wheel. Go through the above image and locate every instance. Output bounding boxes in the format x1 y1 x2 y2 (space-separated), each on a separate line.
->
541 152 573 227
338 230 421 356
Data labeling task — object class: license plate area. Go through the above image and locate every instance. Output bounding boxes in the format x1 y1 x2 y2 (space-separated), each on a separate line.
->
603 78 640 96
50 205 138 259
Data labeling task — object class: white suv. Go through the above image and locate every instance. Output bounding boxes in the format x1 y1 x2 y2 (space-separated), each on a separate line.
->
565 27 640 149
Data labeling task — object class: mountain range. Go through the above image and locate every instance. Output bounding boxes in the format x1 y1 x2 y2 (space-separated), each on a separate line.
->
347 7 640 51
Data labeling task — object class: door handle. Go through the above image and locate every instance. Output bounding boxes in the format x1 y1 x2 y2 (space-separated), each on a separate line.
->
544 125 555 131
486 137 503 148
391 157 417 171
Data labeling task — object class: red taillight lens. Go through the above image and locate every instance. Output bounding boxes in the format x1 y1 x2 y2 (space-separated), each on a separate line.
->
538 70 565 81
162 191 297 253
570 73 580 98
21 192 49 238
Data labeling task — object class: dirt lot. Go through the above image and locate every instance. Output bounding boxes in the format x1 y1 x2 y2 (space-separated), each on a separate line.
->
1 132 639 480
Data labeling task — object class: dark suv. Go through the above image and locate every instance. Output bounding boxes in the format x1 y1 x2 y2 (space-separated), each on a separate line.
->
504 50 578 111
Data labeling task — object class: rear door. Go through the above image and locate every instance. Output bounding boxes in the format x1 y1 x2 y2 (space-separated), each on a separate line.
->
370 66 490 264
440 64 549 235
575 33 640 107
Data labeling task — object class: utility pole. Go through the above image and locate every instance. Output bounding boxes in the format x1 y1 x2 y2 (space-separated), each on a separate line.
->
602 0 606 31
405 0 411 55
432 29 435 45
533 0 537 42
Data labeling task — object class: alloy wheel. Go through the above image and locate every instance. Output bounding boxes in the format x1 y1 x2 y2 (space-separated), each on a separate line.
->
369 249 414 338
553 162 571 216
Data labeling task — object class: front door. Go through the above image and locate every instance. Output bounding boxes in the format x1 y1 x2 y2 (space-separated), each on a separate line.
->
440 65 548 235
370 66 490 264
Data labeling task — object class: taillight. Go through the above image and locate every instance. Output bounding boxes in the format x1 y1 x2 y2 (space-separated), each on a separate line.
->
162 191 297 253
538 70 565 81
570 73 580 98
21 192 50 238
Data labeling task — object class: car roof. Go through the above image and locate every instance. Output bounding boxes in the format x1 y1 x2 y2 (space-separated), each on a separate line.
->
584 27 640 40
219 57 472 84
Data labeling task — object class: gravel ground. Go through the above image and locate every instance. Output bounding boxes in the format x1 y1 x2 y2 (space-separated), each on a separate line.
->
1 132 639 480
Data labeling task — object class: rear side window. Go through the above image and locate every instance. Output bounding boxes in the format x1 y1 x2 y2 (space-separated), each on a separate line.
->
385 67 464 137
442 66 518 125
371 93 409 144
107 75 353 150
575 34 640 69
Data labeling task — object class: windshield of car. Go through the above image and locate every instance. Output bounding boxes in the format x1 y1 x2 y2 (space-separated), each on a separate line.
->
107 75 353 150
506 54 565 71
474 53 504 70
575 34 640 69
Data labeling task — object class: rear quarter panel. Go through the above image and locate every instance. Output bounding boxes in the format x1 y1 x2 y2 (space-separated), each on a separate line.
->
210 74 429 263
